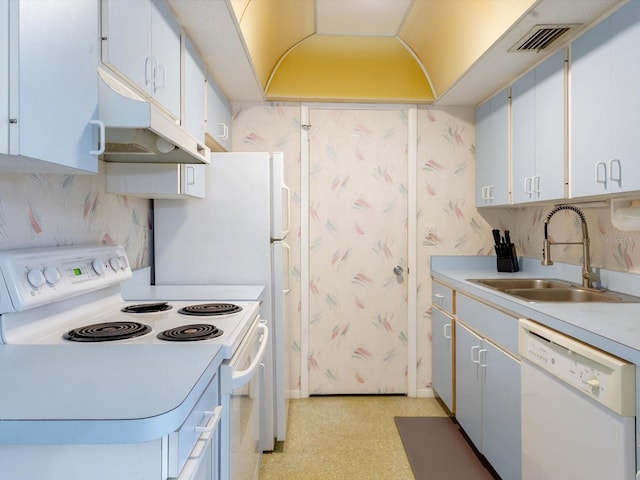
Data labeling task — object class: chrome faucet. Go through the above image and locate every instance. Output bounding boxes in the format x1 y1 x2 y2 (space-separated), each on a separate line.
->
542 204 595 289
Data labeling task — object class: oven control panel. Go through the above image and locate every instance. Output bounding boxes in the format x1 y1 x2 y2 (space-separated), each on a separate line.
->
0 245 132 313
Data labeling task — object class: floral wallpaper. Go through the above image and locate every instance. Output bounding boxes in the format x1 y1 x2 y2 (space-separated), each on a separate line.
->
0 161 151 268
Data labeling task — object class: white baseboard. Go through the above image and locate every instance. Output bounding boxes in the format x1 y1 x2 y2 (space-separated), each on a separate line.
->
416 387 435 398
287 389 302 399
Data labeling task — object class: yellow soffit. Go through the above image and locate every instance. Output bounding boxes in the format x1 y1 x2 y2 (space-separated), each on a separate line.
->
400 0 535 96
265 35 434 103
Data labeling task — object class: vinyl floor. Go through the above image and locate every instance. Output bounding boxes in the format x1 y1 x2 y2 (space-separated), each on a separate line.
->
258 395 449 480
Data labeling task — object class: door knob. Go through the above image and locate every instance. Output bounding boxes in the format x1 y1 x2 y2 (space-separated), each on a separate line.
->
393 265 403 275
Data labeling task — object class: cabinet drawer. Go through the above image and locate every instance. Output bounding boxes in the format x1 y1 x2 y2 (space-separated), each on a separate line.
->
432 280 454 314
456 293 518 354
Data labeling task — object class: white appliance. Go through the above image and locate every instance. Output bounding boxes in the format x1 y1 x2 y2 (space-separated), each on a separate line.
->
519 319 636 480
0 244 266 480
153 151 290 452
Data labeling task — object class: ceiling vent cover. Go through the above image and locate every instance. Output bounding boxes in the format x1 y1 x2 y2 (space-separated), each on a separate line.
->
510 24 579 52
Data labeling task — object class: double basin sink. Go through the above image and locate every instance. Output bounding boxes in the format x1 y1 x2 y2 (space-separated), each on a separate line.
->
468 278 640 303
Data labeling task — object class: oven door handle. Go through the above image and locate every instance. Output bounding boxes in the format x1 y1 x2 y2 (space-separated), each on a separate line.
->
195 406 223 433
231 324 269 390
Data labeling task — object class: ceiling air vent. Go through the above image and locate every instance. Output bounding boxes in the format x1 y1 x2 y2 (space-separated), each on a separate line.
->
510 24 579 52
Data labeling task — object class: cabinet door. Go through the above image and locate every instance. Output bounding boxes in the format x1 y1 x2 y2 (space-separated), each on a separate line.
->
102 0 152 94
431 308 454 413
182 164 206 199
455 321 483 448
481 339 521 480
513 50 565 203
0 2 8 155
511 68 536 203
206 74 232 151
475 99 493 205
534 50 565 201
151 0 181 120
2 0 99 173
183 35 206 143
610 0 640 193
106 163 205 199
102 0 180 120
570 13 613 197
475 88 509 206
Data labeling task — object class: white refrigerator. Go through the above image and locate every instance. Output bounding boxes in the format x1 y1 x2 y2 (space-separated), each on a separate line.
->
153 152 290 452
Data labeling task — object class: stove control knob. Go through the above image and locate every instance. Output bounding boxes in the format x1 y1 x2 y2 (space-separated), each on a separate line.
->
92 259 105 276
43 266 61 286
26 268 45 289
109 256 122 271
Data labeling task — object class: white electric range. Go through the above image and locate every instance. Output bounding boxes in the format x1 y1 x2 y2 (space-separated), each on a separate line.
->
0 244 266 480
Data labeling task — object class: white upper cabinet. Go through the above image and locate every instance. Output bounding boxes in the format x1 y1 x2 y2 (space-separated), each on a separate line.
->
475 88 509 206
0 0 100 173
106 163 205 199
571 0 640 197
206 74 232 152
101 0 181 121
512 50 566 204
182 35 206 144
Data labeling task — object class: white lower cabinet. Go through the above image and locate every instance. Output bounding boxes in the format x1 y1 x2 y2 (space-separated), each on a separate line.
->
456 319 521 480
432 306 454 413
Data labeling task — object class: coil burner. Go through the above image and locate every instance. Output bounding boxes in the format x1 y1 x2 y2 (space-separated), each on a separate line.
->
121 302 173 314
64 322 152 342
178 303 243 316
157 324 223 342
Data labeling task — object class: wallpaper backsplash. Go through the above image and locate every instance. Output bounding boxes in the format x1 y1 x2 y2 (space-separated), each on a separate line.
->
0 161 151 267
492 205 640 275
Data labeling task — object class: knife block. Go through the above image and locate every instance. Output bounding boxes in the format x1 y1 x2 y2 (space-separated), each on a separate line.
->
497 257 519 272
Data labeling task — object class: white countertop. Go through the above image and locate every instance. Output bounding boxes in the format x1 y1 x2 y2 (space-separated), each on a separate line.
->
0 343 223 444
431 256 640 364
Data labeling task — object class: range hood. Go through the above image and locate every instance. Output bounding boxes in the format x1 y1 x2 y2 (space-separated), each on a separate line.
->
97 67 210 164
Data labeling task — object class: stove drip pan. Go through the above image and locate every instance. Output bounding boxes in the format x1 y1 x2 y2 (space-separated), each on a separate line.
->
64 322 152 342
157 324 223 342
121 302 172 314
178 303 243 316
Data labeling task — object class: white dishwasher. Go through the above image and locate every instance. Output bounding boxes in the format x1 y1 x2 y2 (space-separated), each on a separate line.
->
519 319 636 480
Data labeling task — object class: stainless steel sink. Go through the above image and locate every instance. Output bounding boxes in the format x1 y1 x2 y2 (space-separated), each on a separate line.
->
505 288 626 303
467 278 640 303
469 278 569 290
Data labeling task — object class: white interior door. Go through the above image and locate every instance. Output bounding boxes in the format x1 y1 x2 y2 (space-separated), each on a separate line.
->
307 108 409 394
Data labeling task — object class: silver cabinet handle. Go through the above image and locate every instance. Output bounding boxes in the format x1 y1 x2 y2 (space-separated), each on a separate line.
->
393 265 403 275
609 159 622 187
89 120 105 155
471 345 480 364
479 348 488 368
595 161 607 187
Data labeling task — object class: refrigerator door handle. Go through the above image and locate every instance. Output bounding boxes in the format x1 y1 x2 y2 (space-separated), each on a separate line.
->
282 241 291 295
281 183 291 238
